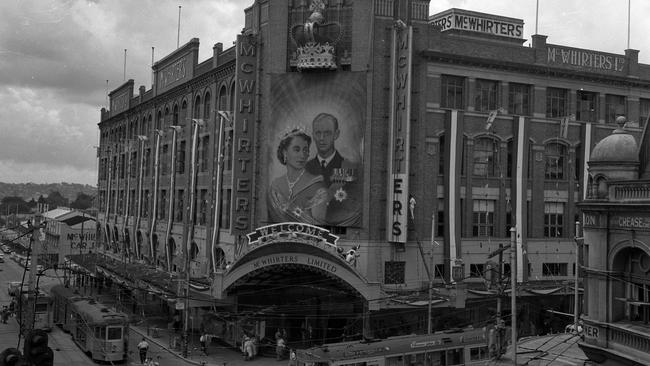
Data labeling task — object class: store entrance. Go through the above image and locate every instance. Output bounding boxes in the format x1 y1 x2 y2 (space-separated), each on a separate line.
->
232 263 365 348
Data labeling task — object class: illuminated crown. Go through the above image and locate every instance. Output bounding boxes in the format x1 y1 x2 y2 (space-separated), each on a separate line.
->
278 125 307 140
291 0 342 71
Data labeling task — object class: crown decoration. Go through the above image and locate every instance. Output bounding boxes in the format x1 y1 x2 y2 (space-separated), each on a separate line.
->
291 0 342 71
278 125 307 140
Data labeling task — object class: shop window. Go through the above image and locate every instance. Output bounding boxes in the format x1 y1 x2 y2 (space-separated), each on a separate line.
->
470 263 484 278
546 87 568 118
605 94 626 123
473 137 498 177
576 90 598 122
508 83 531 115
472 199 494 237
475 79 498 111
542 262 567 276
544 202 564 238
441 75 465 109
384 261 405 284
544 143 566 180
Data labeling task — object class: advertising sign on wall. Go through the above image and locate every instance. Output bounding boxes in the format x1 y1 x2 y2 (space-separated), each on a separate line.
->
266 72 365 228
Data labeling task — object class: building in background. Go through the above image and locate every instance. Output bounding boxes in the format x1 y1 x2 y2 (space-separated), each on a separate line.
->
578 117 650 366
95 0 650 347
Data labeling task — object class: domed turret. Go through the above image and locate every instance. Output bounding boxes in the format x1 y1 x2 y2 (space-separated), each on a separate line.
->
590 116 639 163
588 116 639 188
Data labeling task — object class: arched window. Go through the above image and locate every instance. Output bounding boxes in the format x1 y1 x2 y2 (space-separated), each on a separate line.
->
229 83 236 112
218 85 228 111
194 95 202 119
173 104 179 125
156 111 162 130
147 114 152 135
473 137 498 177
164 107 170 127
545 142 567 180
204 92 211 121
181 100 188 124
190 242 199 261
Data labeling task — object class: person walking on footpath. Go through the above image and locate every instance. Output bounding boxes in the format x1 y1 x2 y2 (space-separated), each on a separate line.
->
137 337 150 364
200 333 208 355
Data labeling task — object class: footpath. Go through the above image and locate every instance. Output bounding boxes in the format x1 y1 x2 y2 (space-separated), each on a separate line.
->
129 321 290 366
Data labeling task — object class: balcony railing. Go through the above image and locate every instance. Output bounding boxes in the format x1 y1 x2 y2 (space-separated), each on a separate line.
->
610 182 650 201
584 319 650 363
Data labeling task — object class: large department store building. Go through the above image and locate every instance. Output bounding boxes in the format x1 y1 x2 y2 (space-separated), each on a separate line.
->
95 0 650 346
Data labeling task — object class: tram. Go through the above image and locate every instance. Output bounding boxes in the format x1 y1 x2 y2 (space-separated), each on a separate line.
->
295 327 492 366
49 284 129 363
17 289 53 332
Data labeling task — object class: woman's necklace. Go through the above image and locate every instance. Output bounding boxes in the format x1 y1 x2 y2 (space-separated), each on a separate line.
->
286 169 305 198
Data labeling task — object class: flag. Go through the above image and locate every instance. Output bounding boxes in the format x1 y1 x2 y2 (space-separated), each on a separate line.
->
486 110 498 130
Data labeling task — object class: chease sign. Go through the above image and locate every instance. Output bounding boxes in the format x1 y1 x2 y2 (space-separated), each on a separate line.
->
247 222 339 247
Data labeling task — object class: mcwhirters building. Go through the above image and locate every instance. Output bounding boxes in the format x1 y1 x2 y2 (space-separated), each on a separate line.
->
94 0 650 347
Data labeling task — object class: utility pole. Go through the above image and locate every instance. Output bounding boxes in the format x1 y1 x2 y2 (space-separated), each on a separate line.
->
510 227 517 366
574 221 582 333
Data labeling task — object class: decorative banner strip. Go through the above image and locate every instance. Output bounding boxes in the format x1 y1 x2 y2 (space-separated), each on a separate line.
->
247 222 339 247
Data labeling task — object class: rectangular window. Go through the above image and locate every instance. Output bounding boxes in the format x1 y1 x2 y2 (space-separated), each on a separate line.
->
640 98 650 128
142 190 149 218
107 326 122 340
200 136 210 172
435 264 446 279
144 148 151 177
546 87 568 118
505 202 512 237
605 94 626 123
473 138 498 177
159 190 167 219
544 202 564 238
176 189 184 222
576 90 598 122
437 207 445 239
472 200 494 237
384 261 406 284
94 326 106 340
161 144 169 175
220 188 231 229
438 136 445 175
470 264 484 278
177 140 186 174
441 75 465 109
475 79 498 111
470 346 489 361
130 151 137 178
508 83 530 115
199 189 208 225
542 263 568 276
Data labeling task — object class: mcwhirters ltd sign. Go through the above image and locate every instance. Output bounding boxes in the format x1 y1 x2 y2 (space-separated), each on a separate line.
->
430 8 524 40
247 222 339 247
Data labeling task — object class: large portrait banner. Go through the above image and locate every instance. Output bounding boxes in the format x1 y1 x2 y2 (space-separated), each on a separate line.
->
265 72 365 228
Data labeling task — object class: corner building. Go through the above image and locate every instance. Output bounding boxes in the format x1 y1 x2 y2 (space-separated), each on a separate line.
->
97 0 650 347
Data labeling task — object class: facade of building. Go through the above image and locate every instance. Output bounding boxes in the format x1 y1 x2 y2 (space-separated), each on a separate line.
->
42 208 96 268
578 118 650 366
96 0 650 347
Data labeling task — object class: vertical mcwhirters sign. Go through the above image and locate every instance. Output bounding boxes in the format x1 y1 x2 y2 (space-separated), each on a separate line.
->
387 23 412 244
231 34 257 234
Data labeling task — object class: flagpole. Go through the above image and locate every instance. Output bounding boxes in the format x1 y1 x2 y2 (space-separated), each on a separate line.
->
535 0 539 34
627 0 631 49
123 49 127 81
177 6 182 48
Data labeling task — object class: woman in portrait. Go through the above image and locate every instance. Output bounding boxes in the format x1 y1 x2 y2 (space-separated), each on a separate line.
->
268 127 329 224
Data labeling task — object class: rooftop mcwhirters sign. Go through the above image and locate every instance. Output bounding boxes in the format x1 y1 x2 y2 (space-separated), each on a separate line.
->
430 8 524 40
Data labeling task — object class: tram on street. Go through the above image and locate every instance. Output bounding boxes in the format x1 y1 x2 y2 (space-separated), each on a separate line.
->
17 289 53 333
49 284 129 363
295 327 492 366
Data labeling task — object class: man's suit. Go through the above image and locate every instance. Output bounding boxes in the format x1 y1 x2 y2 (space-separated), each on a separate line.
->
305 151 345 185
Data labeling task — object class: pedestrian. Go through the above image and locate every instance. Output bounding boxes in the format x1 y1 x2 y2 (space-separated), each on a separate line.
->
276 336 287 360
288 349 297 366
200 333 208 355
137 337 150 364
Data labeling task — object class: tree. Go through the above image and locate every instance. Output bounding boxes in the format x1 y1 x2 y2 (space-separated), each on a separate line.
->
45 191 67 209
70 193 94 210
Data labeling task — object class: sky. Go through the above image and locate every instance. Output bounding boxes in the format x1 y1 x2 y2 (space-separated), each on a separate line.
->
0 0 646 186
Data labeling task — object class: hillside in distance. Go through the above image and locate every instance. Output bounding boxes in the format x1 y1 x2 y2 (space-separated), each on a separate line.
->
0 182 96 202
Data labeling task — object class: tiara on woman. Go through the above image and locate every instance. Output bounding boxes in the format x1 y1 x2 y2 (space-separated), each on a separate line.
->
278 125 306 140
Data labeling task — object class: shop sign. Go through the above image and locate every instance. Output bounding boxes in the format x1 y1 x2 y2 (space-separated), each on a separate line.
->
430 9 523 39
231 34 257 234
247 222 339 247
584 325 599 339
250 254 339 274
387 24 412 244
547 46 625 74
610 215 650 230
